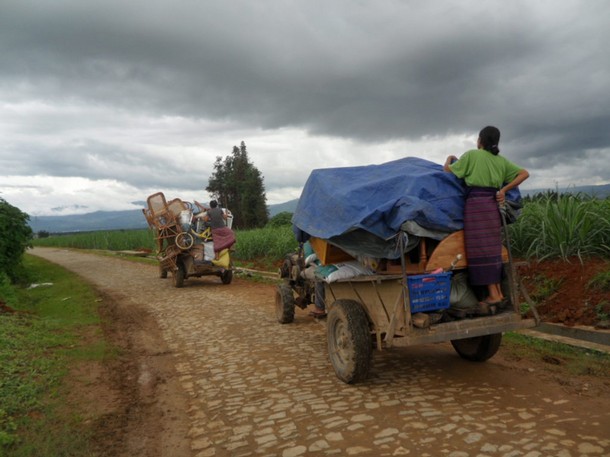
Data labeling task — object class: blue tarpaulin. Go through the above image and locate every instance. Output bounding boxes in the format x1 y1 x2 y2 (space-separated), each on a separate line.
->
292 157 520 242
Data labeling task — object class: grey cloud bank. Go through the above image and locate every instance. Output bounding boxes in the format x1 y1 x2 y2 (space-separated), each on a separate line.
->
1 0 609 216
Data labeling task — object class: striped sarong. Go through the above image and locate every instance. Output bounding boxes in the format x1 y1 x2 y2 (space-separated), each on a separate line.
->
464 187 503 285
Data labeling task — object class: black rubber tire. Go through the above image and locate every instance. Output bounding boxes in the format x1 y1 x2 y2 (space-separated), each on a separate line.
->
279 258 292 279
173 262 186 288
275 284 295 324
220 269 233 285
327 299 372 384
159 265 168 279
451 333 502 362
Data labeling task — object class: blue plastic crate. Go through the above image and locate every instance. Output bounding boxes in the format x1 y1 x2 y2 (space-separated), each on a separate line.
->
407 272 452 313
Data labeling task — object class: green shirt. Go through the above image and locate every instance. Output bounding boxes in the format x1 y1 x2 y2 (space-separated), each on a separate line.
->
449 149 523 188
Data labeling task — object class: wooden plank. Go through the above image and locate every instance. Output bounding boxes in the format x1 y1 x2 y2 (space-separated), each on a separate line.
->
426 230 508 272
327 279 407 335
425 231 467 271
309 237 354 265
389 315 537 347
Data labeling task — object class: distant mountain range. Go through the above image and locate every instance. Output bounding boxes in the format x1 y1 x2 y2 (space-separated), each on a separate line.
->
28 199 300 233
28 183 610 234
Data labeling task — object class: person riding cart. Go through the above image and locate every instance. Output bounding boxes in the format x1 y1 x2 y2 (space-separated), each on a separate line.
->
143 193 235 287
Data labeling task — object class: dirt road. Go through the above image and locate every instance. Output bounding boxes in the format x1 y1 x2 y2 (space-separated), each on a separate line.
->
30 248 610 457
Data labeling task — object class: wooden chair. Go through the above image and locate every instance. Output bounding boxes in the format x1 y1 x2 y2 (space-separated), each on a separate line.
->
167 198 188 218
145 192 180 252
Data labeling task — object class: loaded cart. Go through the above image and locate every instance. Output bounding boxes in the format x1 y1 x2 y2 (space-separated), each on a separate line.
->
143 192 235 288
276 157 539 383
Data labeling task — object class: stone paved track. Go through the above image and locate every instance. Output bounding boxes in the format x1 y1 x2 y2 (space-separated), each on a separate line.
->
30 248 610 457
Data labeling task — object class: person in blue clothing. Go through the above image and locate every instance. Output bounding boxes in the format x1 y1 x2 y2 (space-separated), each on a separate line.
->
444 126 529 308
310 281 327 318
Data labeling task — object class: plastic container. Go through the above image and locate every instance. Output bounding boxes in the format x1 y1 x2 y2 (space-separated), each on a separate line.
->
407 272 452 313
224 209 234 229
179 210 192 226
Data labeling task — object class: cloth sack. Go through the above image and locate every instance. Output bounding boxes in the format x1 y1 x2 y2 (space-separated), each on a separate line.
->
317 260 374 283
449 272 479 310
212 249 230 268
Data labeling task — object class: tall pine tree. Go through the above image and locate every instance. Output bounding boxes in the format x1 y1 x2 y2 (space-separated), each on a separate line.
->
206 141 269 229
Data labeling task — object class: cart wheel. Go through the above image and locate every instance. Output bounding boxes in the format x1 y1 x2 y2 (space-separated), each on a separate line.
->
327 299 372 384
279 258 292 279
451 333 502 362
159 265 168 279
173 262 186 288
275 284 295 324
175 232 194 250
220 269 233 284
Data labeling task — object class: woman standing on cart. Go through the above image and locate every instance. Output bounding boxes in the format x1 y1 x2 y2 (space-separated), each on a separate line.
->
203 200 227 228
444 126 529 308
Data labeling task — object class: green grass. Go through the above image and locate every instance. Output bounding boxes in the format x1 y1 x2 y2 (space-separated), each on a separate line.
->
588 269 610 292
510 194 610 261
232 225 297 269
594 302 609 322
33 228 155 251
504 332 610 378
32 225 299 271
0 255 108 456
586 269 610 323
527 274 563 303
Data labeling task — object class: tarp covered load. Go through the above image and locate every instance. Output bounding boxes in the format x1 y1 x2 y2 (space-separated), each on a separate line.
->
292 157 520 259
293 157 468 240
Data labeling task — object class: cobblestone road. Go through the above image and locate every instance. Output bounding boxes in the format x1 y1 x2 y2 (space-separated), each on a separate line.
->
31 248 610 457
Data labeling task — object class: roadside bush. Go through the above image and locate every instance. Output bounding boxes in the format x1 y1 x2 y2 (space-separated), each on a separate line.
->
0 199 33 283
0 272 17 305
266 211 293 228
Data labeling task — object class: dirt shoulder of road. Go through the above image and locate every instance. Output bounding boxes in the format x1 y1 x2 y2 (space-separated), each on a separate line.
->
67 289 192 457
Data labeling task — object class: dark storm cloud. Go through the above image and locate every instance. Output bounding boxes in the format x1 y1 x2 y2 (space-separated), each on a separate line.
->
1 0 610 195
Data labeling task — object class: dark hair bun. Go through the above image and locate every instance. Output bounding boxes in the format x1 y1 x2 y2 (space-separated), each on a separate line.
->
479 126 501 155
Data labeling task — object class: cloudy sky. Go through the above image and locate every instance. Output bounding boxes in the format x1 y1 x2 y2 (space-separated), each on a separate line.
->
1 0 609 216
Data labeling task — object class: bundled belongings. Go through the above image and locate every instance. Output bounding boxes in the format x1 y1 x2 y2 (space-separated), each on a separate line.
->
292 157 521 262
143 192 236 287
293 157 466 243
277 156 537 385
290 157 523 315
293 157 521 260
